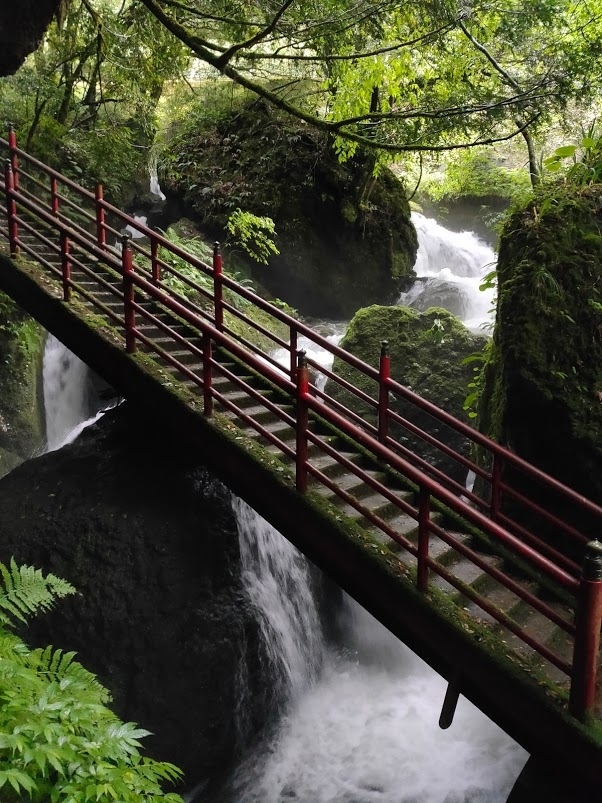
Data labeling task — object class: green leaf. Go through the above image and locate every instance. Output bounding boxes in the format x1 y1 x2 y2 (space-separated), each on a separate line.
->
554 145 577 158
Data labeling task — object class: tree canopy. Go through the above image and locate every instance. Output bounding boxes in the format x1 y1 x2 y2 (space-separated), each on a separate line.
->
132 0 602 164
3 0 602 186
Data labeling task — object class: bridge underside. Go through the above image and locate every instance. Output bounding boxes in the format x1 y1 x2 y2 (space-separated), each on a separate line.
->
1 251 601 798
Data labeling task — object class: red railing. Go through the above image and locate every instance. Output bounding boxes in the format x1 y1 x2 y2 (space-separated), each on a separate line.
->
2 128 602 720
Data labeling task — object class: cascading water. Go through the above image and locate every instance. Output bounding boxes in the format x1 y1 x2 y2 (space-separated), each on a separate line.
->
224 503 528 803
400 214 497 333
42 334 110 452
43 334 93 451
234 497 324 699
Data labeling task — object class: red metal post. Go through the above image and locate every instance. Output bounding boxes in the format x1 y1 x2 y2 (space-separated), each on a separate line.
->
8 125 19 190
51 177 59 217
296 350 310 493
213 241 224 331
378 340 390 443
151 238 160 284
417 486 431 591
491 453 502 519
202 332 213 417
121 235 137 353
60 232 71 302
569 540 602 720
289 329 298 382
4 162 18 256
95 184 106 250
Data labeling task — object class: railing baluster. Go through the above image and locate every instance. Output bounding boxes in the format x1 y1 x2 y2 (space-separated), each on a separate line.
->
51 177 59 217
569 540 602 720
4 162 18 256
491 453 502 519
121 235 137 353
296 350 310 493
290 328 298 382
417 486 431 591
8 125 19 190
213 241 224 331
378 339 390 443
202 332 213 416
151 238 160 284
95 184 106 250
60 231 71 302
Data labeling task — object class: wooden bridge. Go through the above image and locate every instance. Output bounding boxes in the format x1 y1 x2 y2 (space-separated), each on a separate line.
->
1 130 602 799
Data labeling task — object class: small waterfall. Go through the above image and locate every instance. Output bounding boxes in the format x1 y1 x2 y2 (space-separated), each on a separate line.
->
223 503 528 803
234 497 323 700
42 334 111 452
401 214 497 333
43 335 92 451
149 153 166 201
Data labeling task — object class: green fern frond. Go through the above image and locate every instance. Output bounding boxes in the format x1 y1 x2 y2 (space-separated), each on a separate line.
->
26 646 111 703
0 558 76 628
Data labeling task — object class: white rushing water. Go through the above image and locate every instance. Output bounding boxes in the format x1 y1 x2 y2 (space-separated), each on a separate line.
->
400 214 497 334
43 335 93 451
227 503 528 803
42 334 112 452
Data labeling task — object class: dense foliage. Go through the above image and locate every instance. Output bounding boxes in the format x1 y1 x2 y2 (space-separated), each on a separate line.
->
2 0 602 195
0 558 184 802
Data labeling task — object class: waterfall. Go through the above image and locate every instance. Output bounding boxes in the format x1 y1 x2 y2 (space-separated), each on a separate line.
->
400 214 497 333
42 334 109 452
234 497 324 700
43 335 93 451
224 503 528 803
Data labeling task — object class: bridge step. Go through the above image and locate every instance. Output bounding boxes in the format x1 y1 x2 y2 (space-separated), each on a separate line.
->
9 209 583 707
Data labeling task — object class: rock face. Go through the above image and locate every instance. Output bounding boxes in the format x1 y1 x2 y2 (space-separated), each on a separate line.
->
0 294 46 477
0 404 271 786
0 2 61 76
329 305 486 482
479 185 602 558
162 100 418 319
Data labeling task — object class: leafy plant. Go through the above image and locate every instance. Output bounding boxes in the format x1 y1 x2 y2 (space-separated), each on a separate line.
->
461 347 490 420
226 208 280 265
543 123 602 186
0 558 184 803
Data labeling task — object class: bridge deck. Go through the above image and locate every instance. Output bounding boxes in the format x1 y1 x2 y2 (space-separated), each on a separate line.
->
1 133 602 794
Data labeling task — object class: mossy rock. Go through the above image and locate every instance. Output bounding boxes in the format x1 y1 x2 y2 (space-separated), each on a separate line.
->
329 305 486 481
0 292 45 471
479 184 602 558
162 99 418 318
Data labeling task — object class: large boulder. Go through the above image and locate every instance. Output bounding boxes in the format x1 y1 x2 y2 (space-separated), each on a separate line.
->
0 293 46 477
0 1 61 76
329 305 486 482
0 404 271 787
479 185 602 557
161 100 418 319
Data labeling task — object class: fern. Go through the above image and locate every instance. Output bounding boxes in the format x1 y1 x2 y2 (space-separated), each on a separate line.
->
0 558 76 627
0 560 184 802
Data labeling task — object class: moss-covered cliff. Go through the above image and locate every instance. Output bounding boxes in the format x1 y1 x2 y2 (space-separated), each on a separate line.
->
479 185 602 553
0 292 46 475
161 98 418 318
329 305 485 481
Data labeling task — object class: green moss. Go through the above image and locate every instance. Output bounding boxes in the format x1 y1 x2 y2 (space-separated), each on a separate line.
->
478 184 602 555
0 292 45 467
329 304 486 480
160 96 418 318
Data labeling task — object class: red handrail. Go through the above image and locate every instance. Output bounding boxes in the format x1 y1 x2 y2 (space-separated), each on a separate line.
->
2 129 602 720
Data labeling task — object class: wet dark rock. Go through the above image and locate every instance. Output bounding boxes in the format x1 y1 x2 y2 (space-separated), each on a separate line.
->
0 3 61 76
0 404 270 786
161 99 418 319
